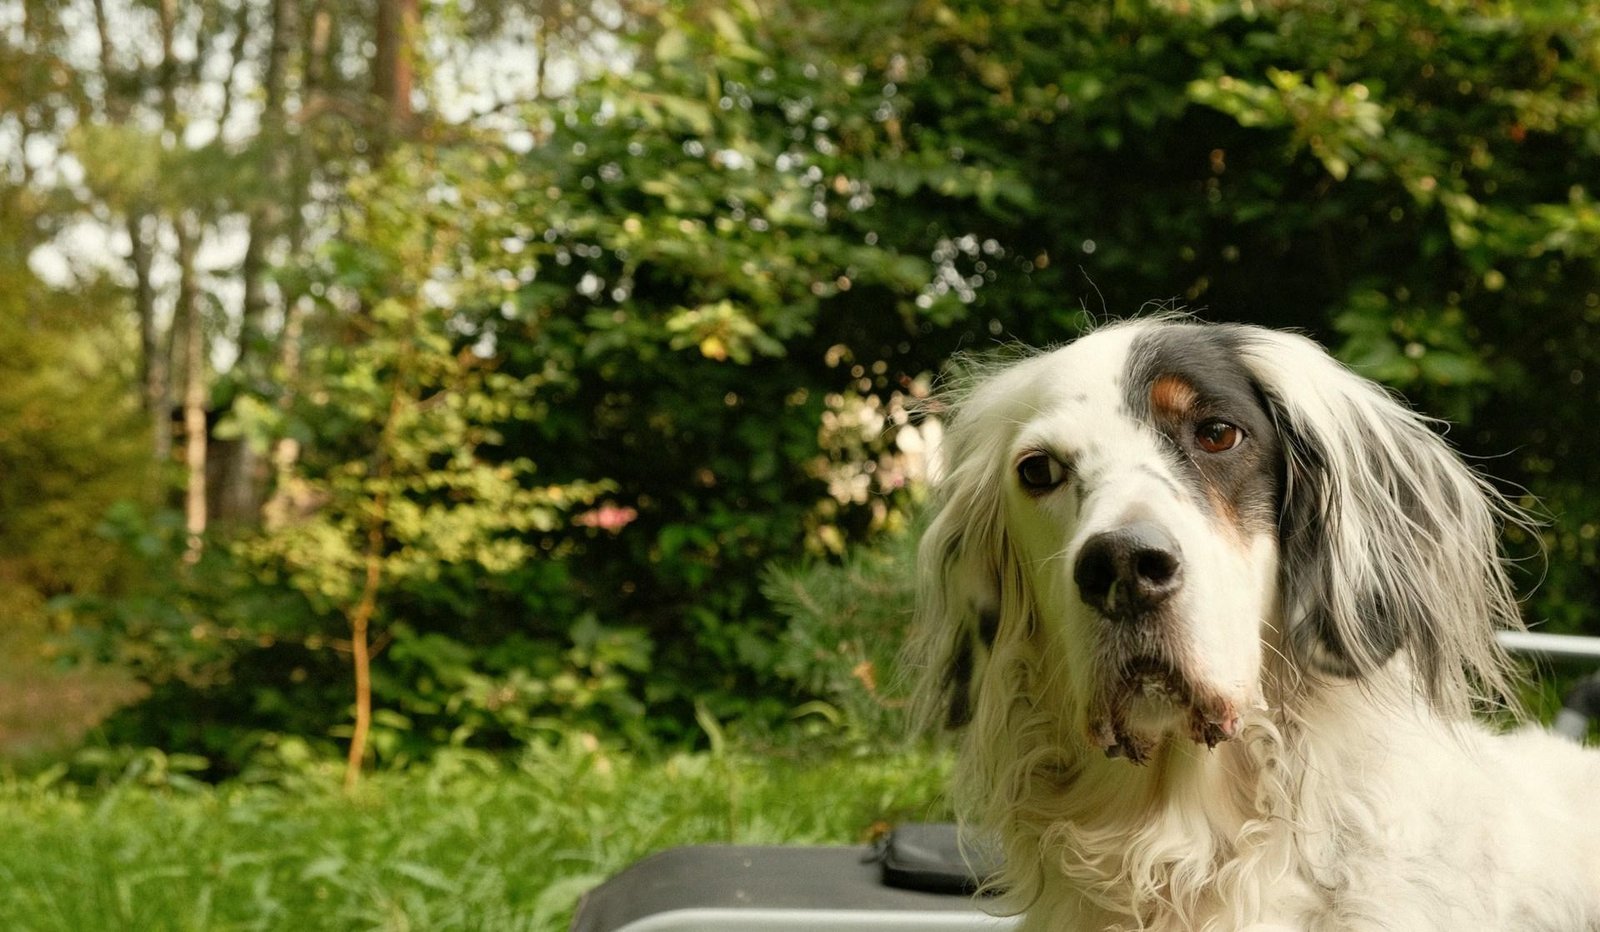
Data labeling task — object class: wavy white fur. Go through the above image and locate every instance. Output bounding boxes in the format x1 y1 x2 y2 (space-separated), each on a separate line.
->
910 318 1600 931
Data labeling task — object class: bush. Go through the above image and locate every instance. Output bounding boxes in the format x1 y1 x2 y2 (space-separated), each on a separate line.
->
763 530 920 741
77 0 1600 766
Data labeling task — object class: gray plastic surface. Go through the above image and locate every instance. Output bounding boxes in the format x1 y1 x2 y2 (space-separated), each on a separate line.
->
571 844 1018 932
597 908 1019 931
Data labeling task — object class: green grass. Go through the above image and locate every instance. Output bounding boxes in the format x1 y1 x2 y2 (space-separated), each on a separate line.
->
0 743 952 931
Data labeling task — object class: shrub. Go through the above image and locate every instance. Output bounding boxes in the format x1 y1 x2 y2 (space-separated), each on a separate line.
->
78 0 1600 766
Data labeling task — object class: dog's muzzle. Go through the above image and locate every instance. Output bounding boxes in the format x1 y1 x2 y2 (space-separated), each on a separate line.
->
1075 520 1247 761
1073 521 1183 622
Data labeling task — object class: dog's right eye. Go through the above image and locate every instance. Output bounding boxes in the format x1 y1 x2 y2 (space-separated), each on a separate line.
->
1017 453 1065 491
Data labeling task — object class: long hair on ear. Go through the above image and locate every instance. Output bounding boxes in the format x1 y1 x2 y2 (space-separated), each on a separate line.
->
1234 327 1528 717
905 350 1040 732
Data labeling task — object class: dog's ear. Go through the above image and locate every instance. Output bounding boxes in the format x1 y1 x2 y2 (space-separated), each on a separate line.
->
907 392 1015 731
913 495 1004 729
1237 329 1522 712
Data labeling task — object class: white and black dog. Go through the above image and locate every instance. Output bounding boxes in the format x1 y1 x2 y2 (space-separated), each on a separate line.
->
911 317 1600 930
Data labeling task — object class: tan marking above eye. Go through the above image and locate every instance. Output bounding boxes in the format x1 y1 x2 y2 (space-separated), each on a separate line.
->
1151 375 1199 420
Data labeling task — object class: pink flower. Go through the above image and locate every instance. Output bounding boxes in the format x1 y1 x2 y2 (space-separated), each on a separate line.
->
574 503 639 533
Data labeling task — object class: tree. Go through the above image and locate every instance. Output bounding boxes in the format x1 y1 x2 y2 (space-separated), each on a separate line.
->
16 0 1600 771
237 150 615 784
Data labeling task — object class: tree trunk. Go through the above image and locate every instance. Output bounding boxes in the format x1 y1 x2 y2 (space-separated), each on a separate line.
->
373 0 418 138
306 0 331 101
130 214 171 465
534 18 549 101
262 299 306 531
237 0 293 378
176 215 208 563
218 0 297 524
96 0 172 468
342 373 407 791
158 0 178 127
261 0 327 530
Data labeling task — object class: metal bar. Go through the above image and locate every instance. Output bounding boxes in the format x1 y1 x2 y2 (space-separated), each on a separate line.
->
1497 630 1600 662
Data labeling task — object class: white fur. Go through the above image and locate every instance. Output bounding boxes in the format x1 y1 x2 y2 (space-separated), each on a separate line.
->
911 319 1598 931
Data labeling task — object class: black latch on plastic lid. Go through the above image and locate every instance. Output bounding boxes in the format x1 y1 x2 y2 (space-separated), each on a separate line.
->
870 822 1002 895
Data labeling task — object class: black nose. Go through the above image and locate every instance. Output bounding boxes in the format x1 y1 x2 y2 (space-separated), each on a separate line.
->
1073 522 1183 620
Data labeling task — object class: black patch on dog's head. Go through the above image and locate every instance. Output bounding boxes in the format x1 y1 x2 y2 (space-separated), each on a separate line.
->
1123 323 1284 537
1123 322 1410 678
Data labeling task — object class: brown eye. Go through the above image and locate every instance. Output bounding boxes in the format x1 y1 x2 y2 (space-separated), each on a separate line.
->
1195 419 1244 454
1017 453 1065 491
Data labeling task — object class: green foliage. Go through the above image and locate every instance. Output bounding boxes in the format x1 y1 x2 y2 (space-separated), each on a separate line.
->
110 0 993 761
0 742 951 930
0 268 149 640
17 0 1600 769
436 14 956 731
831 0 1600 630
0 215 152 757
378 616 656 750
763 530 920 740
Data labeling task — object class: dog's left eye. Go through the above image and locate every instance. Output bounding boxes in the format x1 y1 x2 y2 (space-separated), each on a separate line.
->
1017 453 1066 491
1195 419 1245 453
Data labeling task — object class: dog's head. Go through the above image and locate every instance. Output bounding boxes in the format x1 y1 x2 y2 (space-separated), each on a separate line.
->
914 318 1522 763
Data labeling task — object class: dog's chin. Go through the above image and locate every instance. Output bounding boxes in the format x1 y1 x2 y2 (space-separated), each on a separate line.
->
1088 656 1244 765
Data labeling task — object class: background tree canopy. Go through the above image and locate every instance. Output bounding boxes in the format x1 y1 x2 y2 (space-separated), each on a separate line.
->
3 0 1599 776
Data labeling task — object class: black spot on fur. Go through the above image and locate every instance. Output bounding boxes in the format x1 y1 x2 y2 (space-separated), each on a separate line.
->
1267 374 1408 676
945 637 975 728
978 609 999 648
